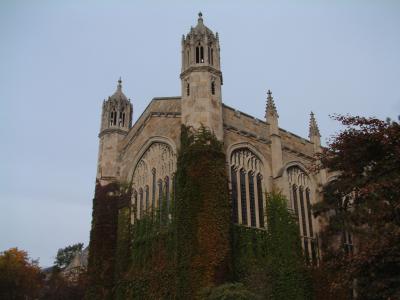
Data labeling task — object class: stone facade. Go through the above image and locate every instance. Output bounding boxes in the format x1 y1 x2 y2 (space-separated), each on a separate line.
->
95 13 334 262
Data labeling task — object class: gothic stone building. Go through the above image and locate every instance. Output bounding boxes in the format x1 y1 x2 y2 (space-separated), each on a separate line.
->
96 13 334 262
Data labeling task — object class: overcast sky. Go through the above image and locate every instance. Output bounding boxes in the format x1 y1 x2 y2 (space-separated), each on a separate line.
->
1 0 399 267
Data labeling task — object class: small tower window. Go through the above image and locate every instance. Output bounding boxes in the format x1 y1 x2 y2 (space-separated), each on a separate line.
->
186 83 190 96
211 81 215 95
200 46 204 63
208 46 211 63
196 45 204 63
211 48 214 65
110 111 117 126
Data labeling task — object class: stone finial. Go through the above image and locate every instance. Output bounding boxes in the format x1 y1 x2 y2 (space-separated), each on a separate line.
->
265 89 278 119
309 111 321 139
198 12 203 24
117 77 122 92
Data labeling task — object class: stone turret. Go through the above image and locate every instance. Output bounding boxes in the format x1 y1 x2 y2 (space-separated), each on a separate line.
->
180 12 223 140
97 78 133 181
265 90 283 178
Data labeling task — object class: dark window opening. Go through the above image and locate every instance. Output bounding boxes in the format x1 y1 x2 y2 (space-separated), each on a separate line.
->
292 185 298 216
240 169 247 225
257 174 264 227
306 188 314 237
158 179 163 222
139 189 143 218
145 186 149 212
165 176 170 214
211 81 215 95
211 48 214 65
249 173 256 227
152 169 156 214
231 166 238 223
200 46 204 63
299 187 308 236
196 47 199 63
186 83 190 96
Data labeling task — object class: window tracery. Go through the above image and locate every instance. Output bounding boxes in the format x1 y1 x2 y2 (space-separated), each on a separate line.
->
287 166 317 264
131 142 176 221
230 148 265 228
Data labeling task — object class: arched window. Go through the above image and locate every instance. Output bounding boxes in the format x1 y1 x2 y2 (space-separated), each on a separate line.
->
230 148 265 228
131 142 177 221
211 81 215 95
288 166 317 264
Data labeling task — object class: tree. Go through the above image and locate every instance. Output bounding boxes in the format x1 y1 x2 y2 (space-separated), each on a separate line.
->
54 243 83 269
0 247 43 300
315 115 400 299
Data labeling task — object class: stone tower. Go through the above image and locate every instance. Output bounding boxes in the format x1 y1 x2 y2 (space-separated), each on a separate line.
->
97 78 133 181
180 12 223 140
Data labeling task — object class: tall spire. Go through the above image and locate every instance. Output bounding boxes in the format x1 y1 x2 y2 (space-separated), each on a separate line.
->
265 89 278 119
309 111 321 139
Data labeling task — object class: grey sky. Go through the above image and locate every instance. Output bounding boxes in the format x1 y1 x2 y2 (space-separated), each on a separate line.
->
0 0 399 267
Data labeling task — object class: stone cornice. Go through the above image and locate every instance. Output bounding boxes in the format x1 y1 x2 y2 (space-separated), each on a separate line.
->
180 65 222 79
98 128 128 138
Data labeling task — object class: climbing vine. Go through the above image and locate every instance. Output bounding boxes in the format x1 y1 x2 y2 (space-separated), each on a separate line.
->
175 125 231 299
86 129 314 300
231 192 313 299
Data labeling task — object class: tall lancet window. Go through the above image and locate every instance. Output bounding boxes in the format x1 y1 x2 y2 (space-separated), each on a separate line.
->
287 166 317 264
131 142 177 221
230 148 265 228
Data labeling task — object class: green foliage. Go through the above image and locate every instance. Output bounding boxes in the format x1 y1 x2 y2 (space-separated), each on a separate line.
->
199 283 260 300
0 247 43 300
54 243 84 269
232 192 312 299
175 125 231 299
315 115 400 299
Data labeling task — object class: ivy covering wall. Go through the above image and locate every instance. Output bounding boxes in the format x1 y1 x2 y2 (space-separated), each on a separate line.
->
175 125 231 299
86 128 313 299
232 192 313 299
85 181 123 300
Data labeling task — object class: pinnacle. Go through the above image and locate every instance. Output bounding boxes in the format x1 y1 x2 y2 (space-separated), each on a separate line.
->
265 89 278 119
309 111 321 138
